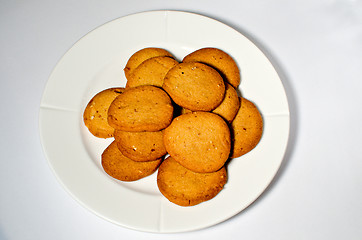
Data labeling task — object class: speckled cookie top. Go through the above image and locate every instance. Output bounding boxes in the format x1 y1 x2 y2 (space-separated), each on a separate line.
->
101 141 162 182
114 129 166 162
83 88 124 138
163 111 231 173
157 156 227 206
107 85 174 132
163 62 225 111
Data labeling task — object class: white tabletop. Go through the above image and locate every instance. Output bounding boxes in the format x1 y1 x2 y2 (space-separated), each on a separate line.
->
1 1 362 239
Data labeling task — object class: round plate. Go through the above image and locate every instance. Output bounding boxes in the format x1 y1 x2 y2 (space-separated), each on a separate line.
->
39 10 290 233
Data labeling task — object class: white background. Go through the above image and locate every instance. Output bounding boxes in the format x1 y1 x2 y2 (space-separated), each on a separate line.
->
1 0 362 239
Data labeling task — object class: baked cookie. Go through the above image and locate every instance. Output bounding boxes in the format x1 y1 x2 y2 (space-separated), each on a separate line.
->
83 88 124 138
124 48 173 80
157 156 227 206
101 141 162 182
230 97 263 158
114 129 167 162
163 112 231 173
108 85 174 132
212 83 240 123
163 62 225 111
126 56 178 88
183 47 240 88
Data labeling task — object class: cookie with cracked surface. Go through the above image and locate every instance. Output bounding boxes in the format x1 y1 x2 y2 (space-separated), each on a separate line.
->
126 56 178 88
163 62 225 111
183 47 240 88
124 47 173 80
157 156 227 206
230 97 263 158
163 111 231 173
101 141 162 182
107 85 174 132
83 87 124 138
114 129 167 162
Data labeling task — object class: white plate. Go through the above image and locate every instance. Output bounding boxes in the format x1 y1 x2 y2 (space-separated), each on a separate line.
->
39 10 290 233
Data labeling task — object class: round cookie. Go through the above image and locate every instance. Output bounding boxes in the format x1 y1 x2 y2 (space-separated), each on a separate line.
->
163 112 231 173
83 87 124 138
107 85 174 132
183 47 240 88
124 48 173 80
163 62 225 111
114 129 167 162
101 141 162 182
230 97 263 158
212 83 240 123
157 156 227 206
126 56 178 88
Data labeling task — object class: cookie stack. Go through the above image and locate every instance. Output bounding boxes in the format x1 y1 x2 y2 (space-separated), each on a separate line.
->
83 47 263 206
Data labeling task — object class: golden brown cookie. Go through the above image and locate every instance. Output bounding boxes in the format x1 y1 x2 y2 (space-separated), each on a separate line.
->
107 85 174 132
124 48 173 80
114 129 167 162
163 112 231 173
230 97 263 158
157 156 227 206
163 62 225 111
183 47 240 88
83 88 124 138
212 83 240 123
101 141 162 182
126 56 178 88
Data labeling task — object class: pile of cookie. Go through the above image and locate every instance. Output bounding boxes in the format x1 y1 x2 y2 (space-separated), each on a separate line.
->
83 47 263 206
